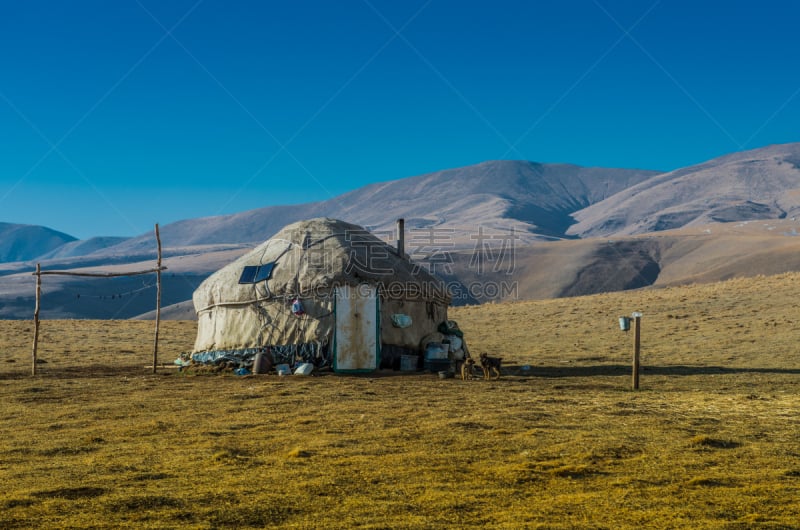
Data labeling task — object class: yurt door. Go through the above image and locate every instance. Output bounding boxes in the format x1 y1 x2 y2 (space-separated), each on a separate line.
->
333 285 380 372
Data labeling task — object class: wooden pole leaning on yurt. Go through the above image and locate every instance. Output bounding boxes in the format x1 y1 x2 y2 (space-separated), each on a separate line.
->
153 224 162 374
32 263 41 376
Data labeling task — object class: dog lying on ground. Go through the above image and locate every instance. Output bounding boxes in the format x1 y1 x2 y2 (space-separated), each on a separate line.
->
479 353 502 380
459 356 476 380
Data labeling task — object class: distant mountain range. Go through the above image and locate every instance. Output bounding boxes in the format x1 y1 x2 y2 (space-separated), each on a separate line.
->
3 142 800 319
569 143 800 237
0 223 77 262
86 160 658 256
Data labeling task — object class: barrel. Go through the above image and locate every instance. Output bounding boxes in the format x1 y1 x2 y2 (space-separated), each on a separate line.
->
252 352 270 374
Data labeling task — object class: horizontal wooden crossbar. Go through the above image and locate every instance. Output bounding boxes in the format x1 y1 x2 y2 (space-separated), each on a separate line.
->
33 266 167 278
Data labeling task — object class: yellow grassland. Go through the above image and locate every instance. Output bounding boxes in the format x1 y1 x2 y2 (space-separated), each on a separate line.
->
1 273 799 528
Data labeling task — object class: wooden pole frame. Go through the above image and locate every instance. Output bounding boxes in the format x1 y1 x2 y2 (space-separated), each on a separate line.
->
31 224 166 376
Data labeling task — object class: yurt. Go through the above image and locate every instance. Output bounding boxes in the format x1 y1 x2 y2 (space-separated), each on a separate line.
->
191 218 451 373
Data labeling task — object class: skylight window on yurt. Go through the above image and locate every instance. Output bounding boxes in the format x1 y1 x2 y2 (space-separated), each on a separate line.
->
238 263 275 284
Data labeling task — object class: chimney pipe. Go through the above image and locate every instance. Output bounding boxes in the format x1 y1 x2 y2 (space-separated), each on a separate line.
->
396 218 405 258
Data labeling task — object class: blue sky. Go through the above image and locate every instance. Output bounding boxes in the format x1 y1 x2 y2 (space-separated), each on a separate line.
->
1 0 799 239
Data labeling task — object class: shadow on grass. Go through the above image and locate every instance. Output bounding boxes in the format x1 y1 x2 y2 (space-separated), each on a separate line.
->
2 364 799 381
0 365 430 380
0 364 173 380
526 365 800 378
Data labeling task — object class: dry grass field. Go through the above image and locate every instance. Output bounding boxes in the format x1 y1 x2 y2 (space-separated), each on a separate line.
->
1 274 800 529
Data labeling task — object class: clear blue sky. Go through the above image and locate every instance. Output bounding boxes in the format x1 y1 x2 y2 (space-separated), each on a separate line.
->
1 0 799 239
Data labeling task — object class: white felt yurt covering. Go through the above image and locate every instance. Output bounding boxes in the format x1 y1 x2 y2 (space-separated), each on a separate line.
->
192 218 450 368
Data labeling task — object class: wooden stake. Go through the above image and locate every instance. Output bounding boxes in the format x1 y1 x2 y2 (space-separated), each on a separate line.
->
153 224 162 374
396 218 405 258
632 315 641 390
32 263 41 376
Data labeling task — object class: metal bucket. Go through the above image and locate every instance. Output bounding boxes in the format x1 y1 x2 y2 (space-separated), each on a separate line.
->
619 316 631 331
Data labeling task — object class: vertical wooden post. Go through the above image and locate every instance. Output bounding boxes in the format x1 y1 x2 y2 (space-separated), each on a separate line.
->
396 218 405 258
153 224 162 374
632 315 641 390
32 263 41 376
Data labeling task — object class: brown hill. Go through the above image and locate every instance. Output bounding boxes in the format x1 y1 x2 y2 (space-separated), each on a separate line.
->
569 142 800 237
439 218 800 305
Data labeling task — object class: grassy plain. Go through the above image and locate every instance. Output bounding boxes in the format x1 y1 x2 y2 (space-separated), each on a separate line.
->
1 274 799 528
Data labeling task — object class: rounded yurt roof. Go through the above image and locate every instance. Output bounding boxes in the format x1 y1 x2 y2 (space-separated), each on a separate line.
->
193 218 450 312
